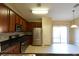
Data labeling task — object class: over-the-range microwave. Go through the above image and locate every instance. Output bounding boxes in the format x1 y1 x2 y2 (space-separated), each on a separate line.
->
16 24 22 32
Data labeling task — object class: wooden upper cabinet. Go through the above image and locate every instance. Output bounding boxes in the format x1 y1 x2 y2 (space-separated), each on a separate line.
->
33 22 42 28
0 4 28 33
22 20 27 32
0 5 9 33
22 20 25 31
24 21 27 31
15 14 20 24
25 22 28 31
9 10 16 32
15 14 27 32
27 22 42 31
19 17 23 25
27 22 32 31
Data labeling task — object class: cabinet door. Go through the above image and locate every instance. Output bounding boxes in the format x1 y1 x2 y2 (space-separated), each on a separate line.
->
25 22 28 31
19 17 23 25
12 43 20 53
24 21 27 31
9 10 16 32
2 43 20 53
22 20 26 31
22 20 24 31
15 14 20 24
0 5 9 33
27 22 32 31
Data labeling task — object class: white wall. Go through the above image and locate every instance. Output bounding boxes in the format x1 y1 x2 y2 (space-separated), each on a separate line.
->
69 17 79 45
74 28 79 46
74 17 79 45
53 20 70 26
69 28 75 44
42 16 53 45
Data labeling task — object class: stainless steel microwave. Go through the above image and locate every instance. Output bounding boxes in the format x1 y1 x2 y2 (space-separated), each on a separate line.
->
16 24 22 32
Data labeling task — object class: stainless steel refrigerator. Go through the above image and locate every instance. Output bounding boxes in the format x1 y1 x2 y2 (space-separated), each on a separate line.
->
32 28 42 45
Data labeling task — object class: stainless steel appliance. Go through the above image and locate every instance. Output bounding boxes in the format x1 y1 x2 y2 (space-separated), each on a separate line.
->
16 24 22 32
32 28 42 45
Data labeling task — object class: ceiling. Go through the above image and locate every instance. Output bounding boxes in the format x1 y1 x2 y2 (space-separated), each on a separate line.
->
5 3 79 22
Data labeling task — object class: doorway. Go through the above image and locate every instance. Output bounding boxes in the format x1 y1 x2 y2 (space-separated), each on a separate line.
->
53 26 68 44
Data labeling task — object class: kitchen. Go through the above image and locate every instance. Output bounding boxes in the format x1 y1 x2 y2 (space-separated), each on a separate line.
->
0 3 79 56
0 3 42 54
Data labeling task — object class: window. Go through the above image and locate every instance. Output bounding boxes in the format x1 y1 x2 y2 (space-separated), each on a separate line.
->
53 26 67 44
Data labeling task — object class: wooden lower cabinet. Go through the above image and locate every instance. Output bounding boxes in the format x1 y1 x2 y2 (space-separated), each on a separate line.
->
21 36 32 52
24 36 32 45
2 43 20 54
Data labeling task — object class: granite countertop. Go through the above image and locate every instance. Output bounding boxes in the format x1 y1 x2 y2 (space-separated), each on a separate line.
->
0 32 32 42
0 35 9 43
0 39 9 43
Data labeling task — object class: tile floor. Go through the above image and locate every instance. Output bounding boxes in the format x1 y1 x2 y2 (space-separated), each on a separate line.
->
24 44 79 54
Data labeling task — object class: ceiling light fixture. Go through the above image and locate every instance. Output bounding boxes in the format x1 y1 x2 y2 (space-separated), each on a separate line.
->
71 9 78 28
32 8 49 14
71 24 78 28
32 3 49 14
